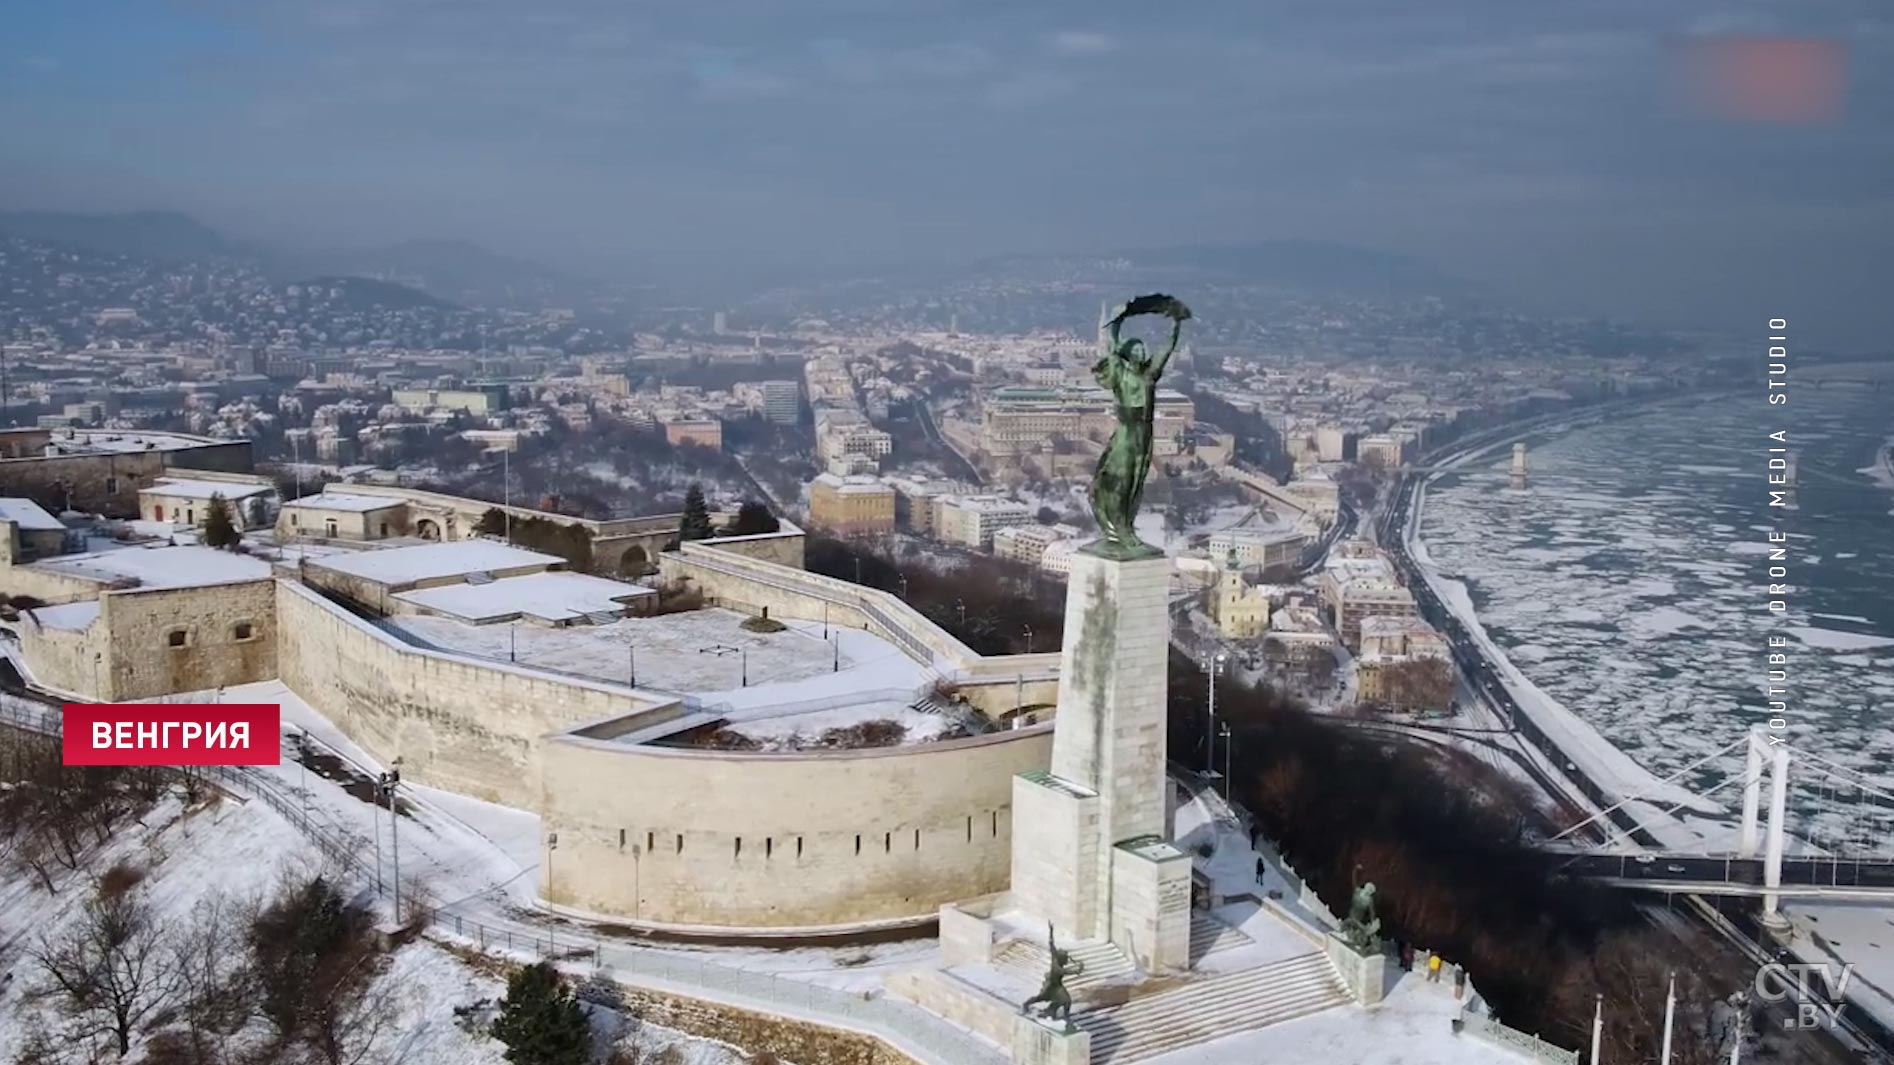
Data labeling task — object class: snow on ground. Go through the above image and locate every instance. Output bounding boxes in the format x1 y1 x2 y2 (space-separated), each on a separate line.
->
389 608 929 708
726 699 954 748
23 599 100 630
395 571 656 624
1145 976 1534 1065
1786 902 1894 1038
0 791 319 1061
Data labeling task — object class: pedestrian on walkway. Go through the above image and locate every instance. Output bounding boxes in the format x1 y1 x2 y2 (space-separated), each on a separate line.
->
1453 964 1466 1000
1427 953 1443 983
1400 943 1414 971
1255 856 1266 882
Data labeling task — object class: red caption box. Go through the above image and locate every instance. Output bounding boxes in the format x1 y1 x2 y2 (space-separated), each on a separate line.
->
63 703 281 766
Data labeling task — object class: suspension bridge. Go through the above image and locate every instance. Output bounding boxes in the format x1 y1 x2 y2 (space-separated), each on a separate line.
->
1533 728 1894 920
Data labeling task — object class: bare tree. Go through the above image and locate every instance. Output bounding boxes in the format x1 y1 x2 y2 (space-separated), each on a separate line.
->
31 881 180 1055
166 893 256 1064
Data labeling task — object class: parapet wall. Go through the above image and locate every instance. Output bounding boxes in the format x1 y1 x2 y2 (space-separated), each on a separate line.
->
274 582 672 806
663 541 1057 714
538 723 1054 933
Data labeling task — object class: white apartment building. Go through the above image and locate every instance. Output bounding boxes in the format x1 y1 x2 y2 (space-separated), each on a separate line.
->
934 494 1032 549
1207 522 1314 571
1357 434 1407 469
1321 546 1419 649
992 524 1071 567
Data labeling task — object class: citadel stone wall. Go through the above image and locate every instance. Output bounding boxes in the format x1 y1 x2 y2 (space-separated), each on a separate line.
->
274 582 668 807
16 611 105 696
536 724 1054 932
100 579 279 700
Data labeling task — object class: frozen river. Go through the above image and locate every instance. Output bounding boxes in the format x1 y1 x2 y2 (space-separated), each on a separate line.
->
1416 386 1894 845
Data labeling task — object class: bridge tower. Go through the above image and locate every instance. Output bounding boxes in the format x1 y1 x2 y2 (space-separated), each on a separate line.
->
1738 728 1793 932
1510 443 1529 490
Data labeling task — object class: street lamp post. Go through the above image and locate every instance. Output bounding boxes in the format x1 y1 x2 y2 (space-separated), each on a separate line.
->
1206 652 1227 776
294 728 309 823
1220 721 1233 800
741 648 748 688
380 761 403 920
628 644 636 687
832 636 840 673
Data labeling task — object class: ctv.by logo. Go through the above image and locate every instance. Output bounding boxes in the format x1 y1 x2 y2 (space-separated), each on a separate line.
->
1755 961 1854 1029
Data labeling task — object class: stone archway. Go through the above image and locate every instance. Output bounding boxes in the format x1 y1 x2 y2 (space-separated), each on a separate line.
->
416 518 442 541
617 544 651 578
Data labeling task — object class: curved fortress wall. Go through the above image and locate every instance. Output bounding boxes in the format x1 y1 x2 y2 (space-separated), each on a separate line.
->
539 725 1054 933
275 582 666 807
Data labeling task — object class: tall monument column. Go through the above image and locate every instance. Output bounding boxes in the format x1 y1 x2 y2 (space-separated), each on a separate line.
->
1008 295 1194 974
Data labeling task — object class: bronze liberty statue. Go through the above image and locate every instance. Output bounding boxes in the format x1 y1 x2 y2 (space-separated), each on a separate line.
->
1087 294 1192 560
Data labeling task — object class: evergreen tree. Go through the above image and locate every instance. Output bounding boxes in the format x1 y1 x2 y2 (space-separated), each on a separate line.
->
490 962 591 1065
202 493 242 549
679 483 716 542
475 507 508 537
722 500 780 537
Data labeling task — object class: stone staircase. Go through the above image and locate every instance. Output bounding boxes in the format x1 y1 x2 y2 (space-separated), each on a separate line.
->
911 693 956 716
1187 913 1251 962
992 936 1137 995
1075 952 1349 1063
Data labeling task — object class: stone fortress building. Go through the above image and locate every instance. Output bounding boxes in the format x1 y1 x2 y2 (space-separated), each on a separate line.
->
0 435 1540 1065
0 442 1067 934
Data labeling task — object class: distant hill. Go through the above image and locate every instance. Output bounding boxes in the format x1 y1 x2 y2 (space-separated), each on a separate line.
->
0 209 236 262
290 275 458 312
283 238 581 309
967 240 1469 300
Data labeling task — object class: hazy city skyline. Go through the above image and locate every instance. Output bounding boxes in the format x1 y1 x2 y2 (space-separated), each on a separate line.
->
4 0 1890 348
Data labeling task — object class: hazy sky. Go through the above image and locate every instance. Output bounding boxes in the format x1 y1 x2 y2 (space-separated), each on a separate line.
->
3 0 1891 347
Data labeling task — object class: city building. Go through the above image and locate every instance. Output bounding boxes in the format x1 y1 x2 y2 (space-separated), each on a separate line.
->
662 417 724 451
992 524 1070 568
138 477 275 531
933 494 1032 549
806 473 896 535
1211 549 1271 639
1321 546 1419 649
390 385 510 417
279 491 411 541
1207 520 1315 572
762 379 801 425
1357 433 1407 470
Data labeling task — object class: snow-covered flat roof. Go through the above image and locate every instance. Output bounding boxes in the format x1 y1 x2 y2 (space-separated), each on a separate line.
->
26 600 101 631
281 492 407 514
0 497 65 532
309 540 562 586
31 545 272 589
394 571 654 624
139 479 273 501
49 430 217 453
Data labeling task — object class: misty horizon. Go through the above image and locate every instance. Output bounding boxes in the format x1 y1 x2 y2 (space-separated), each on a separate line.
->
5 1 1891 348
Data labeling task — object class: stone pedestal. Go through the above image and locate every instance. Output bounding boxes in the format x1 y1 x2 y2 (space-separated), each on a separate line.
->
1011 1014 1091 1065
1008 549 1180 968
1050 552 1171 853
1010 772 1102 939
1324 932 1388 1006
1110 837 1193 973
